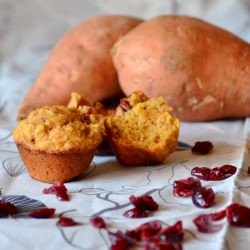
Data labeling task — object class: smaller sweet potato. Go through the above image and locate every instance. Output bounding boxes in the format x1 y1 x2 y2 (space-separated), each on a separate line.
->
18 15 142 119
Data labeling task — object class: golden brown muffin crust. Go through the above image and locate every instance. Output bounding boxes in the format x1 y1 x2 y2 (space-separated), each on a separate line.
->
13 105 103 153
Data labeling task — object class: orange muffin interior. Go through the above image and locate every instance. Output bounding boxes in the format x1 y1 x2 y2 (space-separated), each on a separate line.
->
105 92 180 165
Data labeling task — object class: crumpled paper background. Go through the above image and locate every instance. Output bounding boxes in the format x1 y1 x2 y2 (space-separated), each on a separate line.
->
0 0 250 249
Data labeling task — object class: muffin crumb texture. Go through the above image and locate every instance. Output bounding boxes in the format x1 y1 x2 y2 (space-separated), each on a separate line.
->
106 91 180 165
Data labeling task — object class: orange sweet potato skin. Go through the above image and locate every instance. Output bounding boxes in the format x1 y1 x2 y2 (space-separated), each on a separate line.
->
18 15 142 119
112 15 250 121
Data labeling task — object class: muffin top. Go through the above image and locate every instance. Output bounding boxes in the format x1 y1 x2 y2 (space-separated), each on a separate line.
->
13 103 104 153
106 91 180 150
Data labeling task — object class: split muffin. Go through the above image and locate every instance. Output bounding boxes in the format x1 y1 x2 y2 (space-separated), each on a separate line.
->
67 92 114 156
105 91 180 166
13 100 104 183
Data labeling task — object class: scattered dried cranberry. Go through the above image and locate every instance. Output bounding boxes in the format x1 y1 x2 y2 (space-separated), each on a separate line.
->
124 195 159 219
161 221 183 243
144 241 182 250
138 221 162 240
28 208 55 218
191 141 213 154
193 210 226 233
210 210 226 221
119 98 131 112
129 195 159 211
43 182 69 201
90 216 106 229
109 231 133 250
58 217 79 227
226 203 250 227
173 177 201 197
192 187 215 208
0 200 18 216
125 229 141 242
247 166 250 175
193 214 213 233
191 165 237 181
123 207 149 218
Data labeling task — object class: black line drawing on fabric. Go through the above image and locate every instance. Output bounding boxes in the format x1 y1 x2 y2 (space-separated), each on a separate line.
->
0 195 47 218
177 141 191 151
73 161 195 218
0 132 19 154
0 132 25 177
56 209 106 250
2 156 27 177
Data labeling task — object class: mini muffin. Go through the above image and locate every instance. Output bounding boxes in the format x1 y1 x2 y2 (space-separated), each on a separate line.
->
105 91 180 166
13 102 104 183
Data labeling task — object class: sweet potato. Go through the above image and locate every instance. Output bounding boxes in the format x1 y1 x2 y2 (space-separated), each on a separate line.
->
112 15 250 121
18 15 142 119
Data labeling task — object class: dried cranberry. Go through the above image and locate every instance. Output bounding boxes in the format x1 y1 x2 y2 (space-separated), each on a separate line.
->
109 231 133 250
161 221 183 243
144 241 182 250
119 98 131 112
193 214 213 233
173 177 201 197
191 165 237 181
123 207 149 218
226 203 250 227
192 187 215 208
129 195 159 211
0 200 18 216
125 229 141 242
28 208 55 218
191 141 213 154
193 210 226 233
58 217 79 227
90 216 106 229
211 210 226 221
138 221 162 240
43 182 69 201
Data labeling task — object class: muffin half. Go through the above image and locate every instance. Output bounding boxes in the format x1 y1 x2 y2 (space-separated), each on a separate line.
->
13 103 103 183
105 92 180 166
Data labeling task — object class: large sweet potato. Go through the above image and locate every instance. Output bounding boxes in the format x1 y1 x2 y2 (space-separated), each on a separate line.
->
18 15 142 119
112 15 250 121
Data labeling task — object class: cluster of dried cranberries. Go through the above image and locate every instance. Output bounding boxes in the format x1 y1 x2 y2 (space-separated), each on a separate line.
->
123 195 159 218
90 216 184 250
43 182 69 201
193 203 250 233
0 200 56 219
173 177 215 208
191 165 237 181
